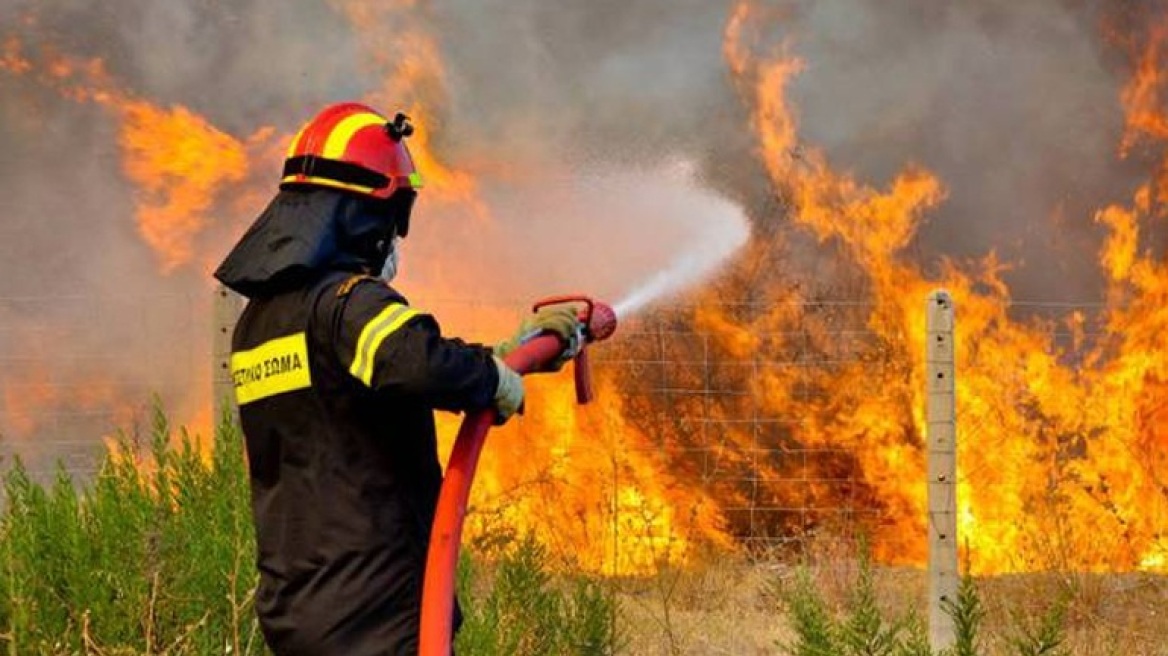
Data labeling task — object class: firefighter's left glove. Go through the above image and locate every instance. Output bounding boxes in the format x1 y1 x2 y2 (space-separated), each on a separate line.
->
492 356 525 425
494 305 583 372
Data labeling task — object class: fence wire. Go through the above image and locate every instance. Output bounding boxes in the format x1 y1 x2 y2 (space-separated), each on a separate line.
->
0 292 207 481
2 291 1161 572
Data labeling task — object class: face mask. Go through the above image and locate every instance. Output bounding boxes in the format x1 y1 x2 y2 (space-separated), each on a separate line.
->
379 236 403 282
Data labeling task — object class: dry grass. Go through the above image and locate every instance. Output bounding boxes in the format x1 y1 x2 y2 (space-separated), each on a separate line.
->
611 552 1168 655
615 556 792 655
978 571 1168 656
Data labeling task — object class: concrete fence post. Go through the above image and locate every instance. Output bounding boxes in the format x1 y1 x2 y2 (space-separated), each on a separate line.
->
212 285 243 429
926 290 958 651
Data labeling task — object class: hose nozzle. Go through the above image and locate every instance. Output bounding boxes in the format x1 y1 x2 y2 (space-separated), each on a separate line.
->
532 295 618 344
531 295 618 404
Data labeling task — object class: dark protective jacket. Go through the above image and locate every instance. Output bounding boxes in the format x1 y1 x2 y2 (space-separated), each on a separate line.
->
215 189 498 655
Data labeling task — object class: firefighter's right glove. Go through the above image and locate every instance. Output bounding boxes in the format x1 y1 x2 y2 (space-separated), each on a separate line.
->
494 305 582 372
492 356 525 425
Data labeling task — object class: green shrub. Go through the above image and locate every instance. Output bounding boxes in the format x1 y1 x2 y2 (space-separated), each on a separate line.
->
839 548 905 655
941 573 985 656
0 404 624 655
455 535 623 655
781 566 843 656
0 404 262 655
1004 596 1069 656
779 550 924 656
776 545 1069 656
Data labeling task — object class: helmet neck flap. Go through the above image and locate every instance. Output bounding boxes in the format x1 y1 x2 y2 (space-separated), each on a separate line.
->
213 187 412 298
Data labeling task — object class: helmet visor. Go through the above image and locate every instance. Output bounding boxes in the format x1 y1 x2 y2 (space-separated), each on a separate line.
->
381 188 416 238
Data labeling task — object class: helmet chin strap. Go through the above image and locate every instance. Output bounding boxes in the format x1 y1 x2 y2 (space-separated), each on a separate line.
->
379 236 403 282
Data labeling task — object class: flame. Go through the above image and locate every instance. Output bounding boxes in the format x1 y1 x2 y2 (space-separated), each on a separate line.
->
1120 23 1168 155
2 367 136 443
438 374 732 573
0 36 31 74
119 102 249 273
0 37 253 273
2 369 61 438
718 1 1168 573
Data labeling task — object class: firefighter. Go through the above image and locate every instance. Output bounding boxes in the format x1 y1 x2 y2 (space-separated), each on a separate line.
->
213 102 579 655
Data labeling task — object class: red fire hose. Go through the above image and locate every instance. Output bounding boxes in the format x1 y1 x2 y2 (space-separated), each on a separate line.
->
418 296 618 656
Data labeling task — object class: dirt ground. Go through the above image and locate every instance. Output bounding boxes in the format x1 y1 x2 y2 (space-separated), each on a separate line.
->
613 558 1168 655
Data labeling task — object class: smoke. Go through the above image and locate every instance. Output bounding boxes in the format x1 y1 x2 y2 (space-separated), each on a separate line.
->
768 1 1153 301
431 1 741 165
0 0 1163 453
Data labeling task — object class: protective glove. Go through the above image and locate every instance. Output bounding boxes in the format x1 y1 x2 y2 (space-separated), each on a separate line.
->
492 356 525 424
494 305 582 372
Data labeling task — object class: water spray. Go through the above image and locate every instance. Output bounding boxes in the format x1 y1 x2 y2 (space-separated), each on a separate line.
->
419 295 618 656
612 221 750 319
612 249 712 318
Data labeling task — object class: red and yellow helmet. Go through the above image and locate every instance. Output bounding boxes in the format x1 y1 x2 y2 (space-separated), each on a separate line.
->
281 102 424 199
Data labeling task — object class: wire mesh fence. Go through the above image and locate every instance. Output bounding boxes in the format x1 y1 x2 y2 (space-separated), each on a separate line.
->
1 288 1162 575
0 292 208 482
596 320 872 546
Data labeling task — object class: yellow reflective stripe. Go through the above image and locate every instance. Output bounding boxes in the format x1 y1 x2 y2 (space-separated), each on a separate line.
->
285 123 309 158
350 304 420 386
278 175 378 196
408 171 424 188
322 112 384 160
231 333 312 405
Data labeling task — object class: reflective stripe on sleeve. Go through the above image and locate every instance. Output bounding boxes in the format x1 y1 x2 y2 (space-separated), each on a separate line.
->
231 333 312 405
349 303 420 386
